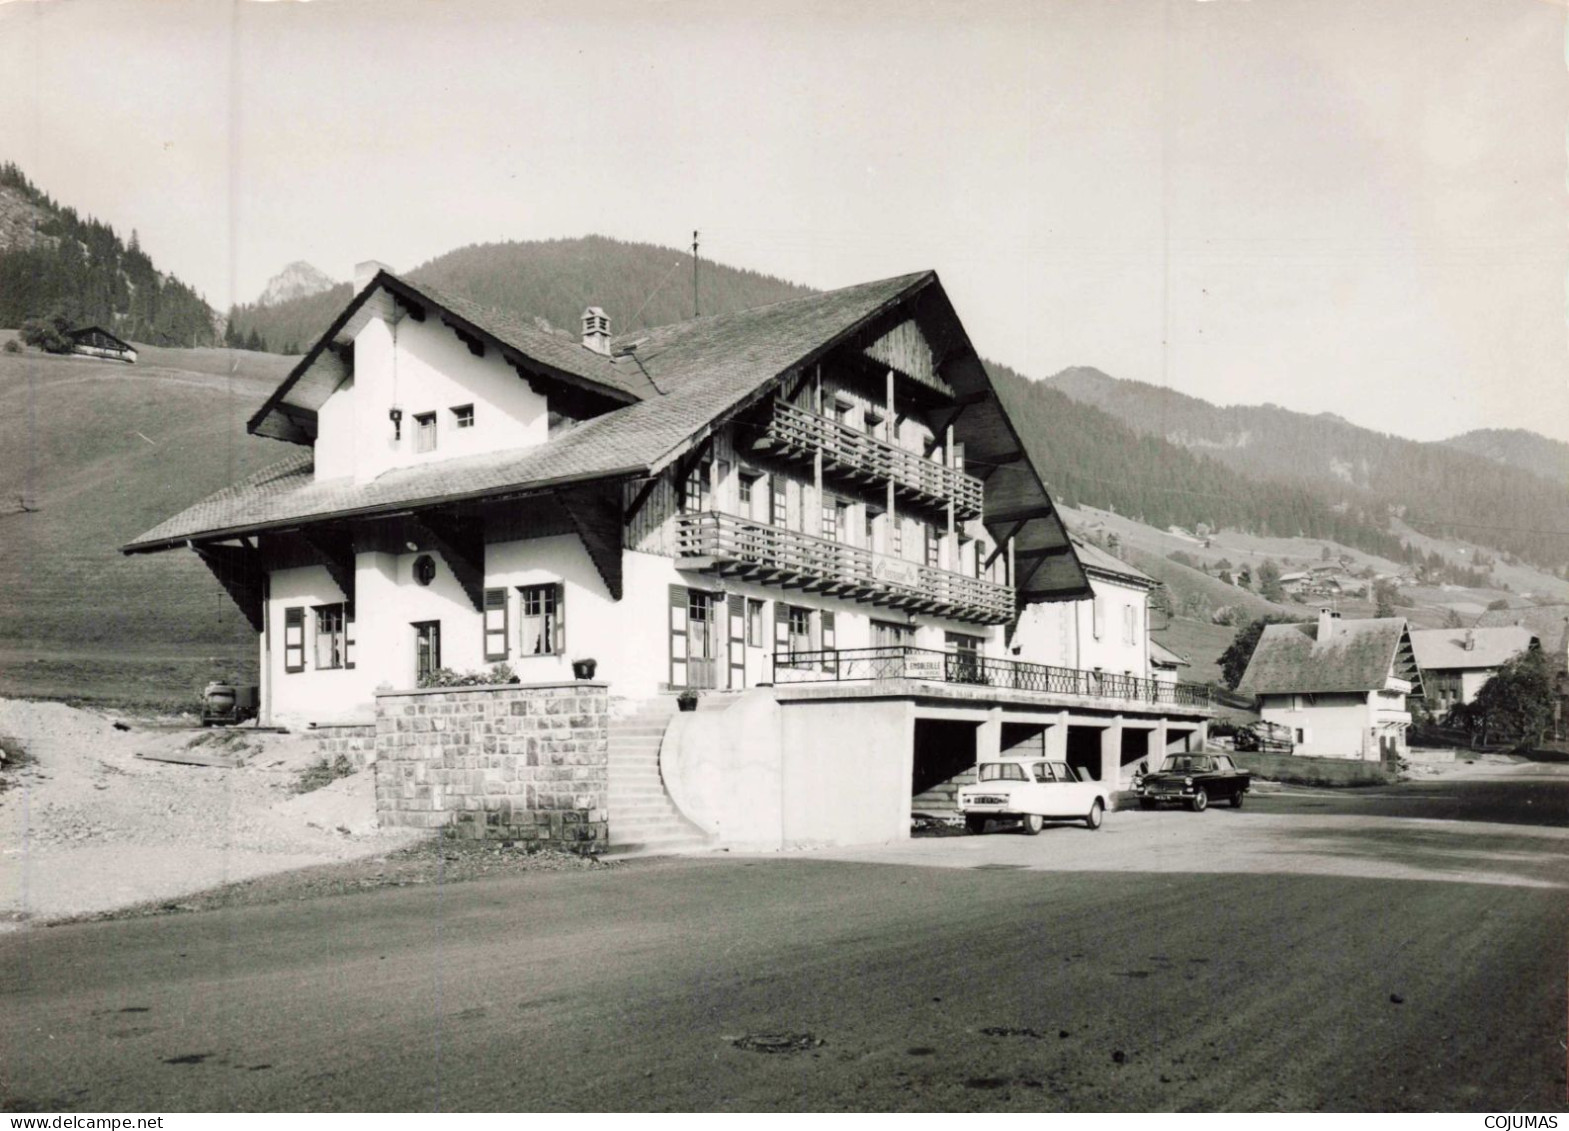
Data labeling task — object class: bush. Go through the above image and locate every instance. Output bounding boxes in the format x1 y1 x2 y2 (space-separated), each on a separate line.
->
417 662 518 689
2 338 20 354
20 312 73 354
294 754 354 794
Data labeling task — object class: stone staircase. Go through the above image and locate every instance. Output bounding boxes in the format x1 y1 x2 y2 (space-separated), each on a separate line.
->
606 696 712 856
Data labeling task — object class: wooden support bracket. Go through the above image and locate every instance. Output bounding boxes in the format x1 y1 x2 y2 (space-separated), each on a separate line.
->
193 542 265 633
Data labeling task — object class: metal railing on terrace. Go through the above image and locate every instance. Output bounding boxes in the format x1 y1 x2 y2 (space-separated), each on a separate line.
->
753 398 985 519
770 645 1216 709
675 511 1014 626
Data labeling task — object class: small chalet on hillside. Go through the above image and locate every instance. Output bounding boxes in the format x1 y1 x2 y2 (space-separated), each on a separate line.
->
67 325 136 364
1409 626 1537 713
1238 609 1421 760
126 262 1216 851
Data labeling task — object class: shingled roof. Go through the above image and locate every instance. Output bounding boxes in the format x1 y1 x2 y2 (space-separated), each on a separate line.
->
1409 626 1536 672
1237 617 1421 696
125 271 939 551
1070 537 1156 587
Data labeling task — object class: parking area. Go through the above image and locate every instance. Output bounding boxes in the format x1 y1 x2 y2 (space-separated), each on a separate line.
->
810 769 1569 891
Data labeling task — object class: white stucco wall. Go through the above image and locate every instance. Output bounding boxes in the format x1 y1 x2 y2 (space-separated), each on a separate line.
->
315 311 552 484
1012 575 1150 677
1258 691 1381 759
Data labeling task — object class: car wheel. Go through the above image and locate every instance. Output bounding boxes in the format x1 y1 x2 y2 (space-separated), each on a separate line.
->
1229 790 1245 809
1085 799 1104 830
965 815 987 835
1189 788 1209 813
1021 813 1044 836
1138 798 1157 810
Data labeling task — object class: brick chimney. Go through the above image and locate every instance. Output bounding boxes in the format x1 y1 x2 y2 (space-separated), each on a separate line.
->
581 306 611 355
1463 628 1476 651
1318 607 1341 640
355 260 392 292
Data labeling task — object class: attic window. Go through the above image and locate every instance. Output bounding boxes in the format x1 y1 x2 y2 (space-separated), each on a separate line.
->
414 412 437 453
452 404 474 429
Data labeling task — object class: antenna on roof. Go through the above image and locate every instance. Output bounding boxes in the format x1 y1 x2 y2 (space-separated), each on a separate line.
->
692 230 700 318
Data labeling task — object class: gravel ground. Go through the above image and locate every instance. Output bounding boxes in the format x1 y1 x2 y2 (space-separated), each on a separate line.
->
0 698 426 925
67 837 622 924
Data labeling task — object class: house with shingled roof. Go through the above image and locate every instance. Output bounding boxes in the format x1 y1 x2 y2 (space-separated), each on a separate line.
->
1409 625 1538 713
1238 608 1422 760
125 262 1217 852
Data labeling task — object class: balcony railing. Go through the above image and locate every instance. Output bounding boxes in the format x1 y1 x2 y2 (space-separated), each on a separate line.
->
675 511 1014 625
771 646 1216 710
752 398 985 519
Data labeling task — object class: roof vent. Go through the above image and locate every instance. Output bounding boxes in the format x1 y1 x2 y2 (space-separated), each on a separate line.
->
581 306 611 355
1318 607 1342 640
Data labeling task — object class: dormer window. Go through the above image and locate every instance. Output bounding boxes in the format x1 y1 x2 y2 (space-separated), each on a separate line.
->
452 404 474 429
414 412 437 453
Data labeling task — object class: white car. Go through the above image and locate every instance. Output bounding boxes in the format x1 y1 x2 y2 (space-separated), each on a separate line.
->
956 759 1110 834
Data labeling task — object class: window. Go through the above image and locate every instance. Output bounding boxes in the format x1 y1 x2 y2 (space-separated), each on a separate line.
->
483 588 509 660
1092 595 1105 640
788 606 813 653
746 599 765 647
413 621 441 682
865 410 884 439
738 472 755 510
283 607 306 673
680 460 711 514
832 398 853 428
414 412 437 453
872 620 914 648
314 603 354 670
925 524 940 569
451 404 475 429
771 479 788 528
519 583 565 655
822 497 848 543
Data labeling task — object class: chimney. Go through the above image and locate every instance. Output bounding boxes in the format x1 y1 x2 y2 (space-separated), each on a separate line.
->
581 306 611 355
355 260 392 292
1318 607 1341 640
1464 629 1476 652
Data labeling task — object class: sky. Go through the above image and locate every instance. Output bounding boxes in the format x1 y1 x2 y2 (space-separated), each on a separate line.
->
0 0 1564 443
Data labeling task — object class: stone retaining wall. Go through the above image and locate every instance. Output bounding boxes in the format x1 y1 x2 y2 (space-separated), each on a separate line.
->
1232 750 1399 787
374 682 609 851
311 722 378 769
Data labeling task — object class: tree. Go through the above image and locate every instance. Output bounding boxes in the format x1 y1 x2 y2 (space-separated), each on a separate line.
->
1321 545 1333 561
1217 614 1304 690
1219 569 1235 586
1486 598 1511 612
1444 608 1464 629
20 310 73 354
244 327 265 352
1259 560 1284 603
1373 579 1398 619
1448 649 1555 748
1237 565 1253 590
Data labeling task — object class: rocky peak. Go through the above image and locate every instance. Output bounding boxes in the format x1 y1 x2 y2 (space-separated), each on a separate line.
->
256 261 337 307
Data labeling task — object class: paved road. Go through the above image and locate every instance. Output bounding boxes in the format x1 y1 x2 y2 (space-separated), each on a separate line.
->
3 765 1566 1112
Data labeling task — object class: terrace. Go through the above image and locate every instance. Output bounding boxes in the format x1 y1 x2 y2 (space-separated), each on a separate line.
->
771 645 1217 711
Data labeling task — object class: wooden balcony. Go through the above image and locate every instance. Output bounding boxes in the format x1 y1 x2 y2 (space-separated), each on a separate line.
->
750 399 985 519
675 511 1014 625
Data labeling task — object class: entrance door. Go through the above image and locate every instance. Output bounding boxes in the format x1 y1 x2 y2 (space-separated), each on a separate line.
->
686 590 721 689
413 621 441 684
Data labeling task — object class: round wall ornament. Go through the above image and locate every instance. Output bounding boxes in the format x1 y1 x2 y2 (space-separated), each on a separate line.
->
413 554 437 586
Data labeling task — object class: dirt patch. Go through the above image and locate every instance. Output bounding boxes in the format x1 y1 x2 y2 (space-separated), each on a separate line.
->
731 1033 825 1054
0 697 422 925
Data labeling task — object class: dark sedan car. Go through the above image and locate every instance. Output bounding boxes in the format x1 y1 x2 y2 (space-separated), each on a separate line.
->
1136 753 1251 812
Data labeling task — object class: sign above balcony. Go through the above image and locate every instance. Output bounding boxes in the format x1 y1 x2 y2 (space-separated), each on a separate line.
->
871 553 921 587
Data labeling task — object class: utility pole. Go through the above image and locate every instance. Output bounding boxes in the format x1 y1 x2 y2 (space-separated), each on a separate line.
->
692 230 700 317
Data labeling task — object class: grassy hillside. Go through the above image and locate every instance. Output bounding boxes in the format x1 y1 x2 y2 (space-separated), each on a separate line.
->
229 235 814 354
0 340 288 658
1047 366 1569 571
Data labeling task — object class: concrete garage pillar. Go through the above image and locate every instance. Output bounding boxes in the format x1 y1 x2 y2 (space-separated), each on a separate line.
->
977 707 1003 763
1154 719 1169 765
1099 715 1124 804
1194 720 1210 752
1045 710 1070 760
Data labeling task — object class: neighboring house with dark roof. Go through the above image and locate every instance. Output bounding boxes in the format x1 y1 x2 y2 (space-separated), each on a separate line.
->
1409 626 1537 713
125 261 1217 851
67 325 136 363
1238 608 1422 760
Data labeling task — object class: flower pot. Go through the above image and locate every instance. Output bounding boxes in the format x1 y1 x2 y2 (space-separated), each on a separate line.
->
677 694 698 712
572 659 597 680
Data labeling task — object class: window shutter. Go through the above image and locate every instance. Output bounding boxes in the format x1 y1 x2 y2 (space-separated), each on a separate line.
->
483 588 509 660
727 594 746 690
669 585 688 687
283 607 305 673
553 583 566 655
821 610 836 650
345 604 357 669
